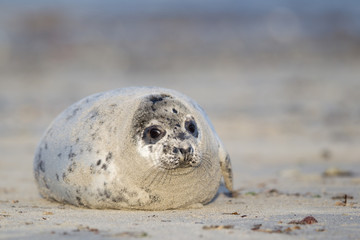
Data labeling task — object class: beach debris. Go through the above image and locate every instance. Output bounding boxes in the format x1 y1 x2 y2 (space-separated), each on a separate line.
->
288 216 318 225
266 189 281 196
222 212 247 218
203 225 234 230
333 194 354 206
332 194 353 201
222 212 240 215
111 231 148 238
251 224 301 234
251 224 262 231
43 211 53 215
73 225 99 234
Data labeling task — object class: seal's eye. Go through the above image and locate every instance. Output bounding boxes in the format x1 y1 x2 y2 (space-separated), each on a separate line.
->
150 128 162 139
143 126 166 144
187 123 196 134
185 119 198 138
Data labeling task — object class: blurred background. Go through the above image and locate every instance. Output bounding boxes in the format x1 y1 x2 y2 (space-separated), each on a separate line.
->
0 0 360 189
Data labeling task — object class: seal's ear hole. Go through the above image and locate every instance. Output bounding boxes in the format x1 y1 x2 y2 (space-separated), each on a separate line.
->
143 125 166 144
185 119 198 138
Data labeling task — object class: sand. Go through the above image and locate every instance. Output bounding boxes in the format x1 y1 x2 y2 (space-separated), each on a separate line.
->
1 64 360 239
1 2 360 238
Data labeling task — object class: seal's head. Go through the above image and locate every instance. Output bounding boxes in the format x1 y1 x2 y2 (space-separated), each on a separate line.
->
132 93 205 170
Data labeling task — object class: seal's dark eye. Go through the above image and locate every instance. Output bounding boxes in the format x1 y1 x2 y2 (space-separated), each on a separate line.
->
185 119 198 137
188 123 196 134
143 126 166 144
150 128 161 139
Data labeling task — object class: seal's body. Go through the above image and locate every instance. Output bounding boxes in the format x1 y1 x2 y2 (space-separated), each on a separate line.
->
34 87 233 210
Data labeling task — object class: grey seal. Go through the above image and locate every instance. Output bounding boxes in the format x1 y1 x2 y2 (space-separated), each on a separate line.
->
34 87 233 210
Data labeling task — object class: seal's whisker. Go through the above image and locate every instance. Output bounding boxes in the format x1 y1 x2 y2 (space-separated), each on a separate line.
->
157 169 167 186
161 169 170 185
147 168 164 188
142 164 160 182
142 162 166 188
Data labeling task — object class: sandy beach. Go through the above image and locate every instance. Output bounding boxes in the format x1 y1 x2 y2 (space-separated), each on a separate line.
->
1 1 360 239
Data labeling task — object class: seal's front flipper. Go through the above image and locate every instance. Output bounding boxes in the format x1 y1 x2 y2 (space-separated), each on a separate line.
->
219 147 233 193
220 153 233 192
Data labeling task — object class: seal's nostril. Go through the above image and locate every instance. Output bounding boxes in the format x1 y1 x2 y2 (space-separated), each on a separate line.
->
179 147 193 156
179 148 186 155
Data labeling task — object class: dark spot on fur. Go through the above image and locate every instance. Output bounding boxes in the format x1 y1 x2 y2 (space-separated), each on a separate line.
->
172 108 178 114
56 174 59 181
96 159 101 166
90 110 99 119
68 162 77 173
36 147 42 162
104 189 111 199
46 127 53 135
44 143 48 150
149 194 160 203
67 107 80 120
112 197 124 203
57 153 62 158
68 147 76 160
101 164 107 170
62 173 69 183
148 94 172 111
105 152 112 162
38 161 45 172
162 145 171 154
76 138 80 143
91 133 96 140
177 132 186 140
43 177 50 189
76 196 85 206
149 96 163 104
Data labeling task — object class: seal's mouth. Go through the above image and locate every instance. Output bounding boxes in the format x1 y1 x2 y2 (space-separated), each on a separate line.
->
178 162 193 168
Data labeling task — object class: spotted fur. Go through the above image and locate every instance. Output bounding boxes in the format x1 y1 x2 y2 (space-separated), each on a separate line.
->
33 87 233 210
